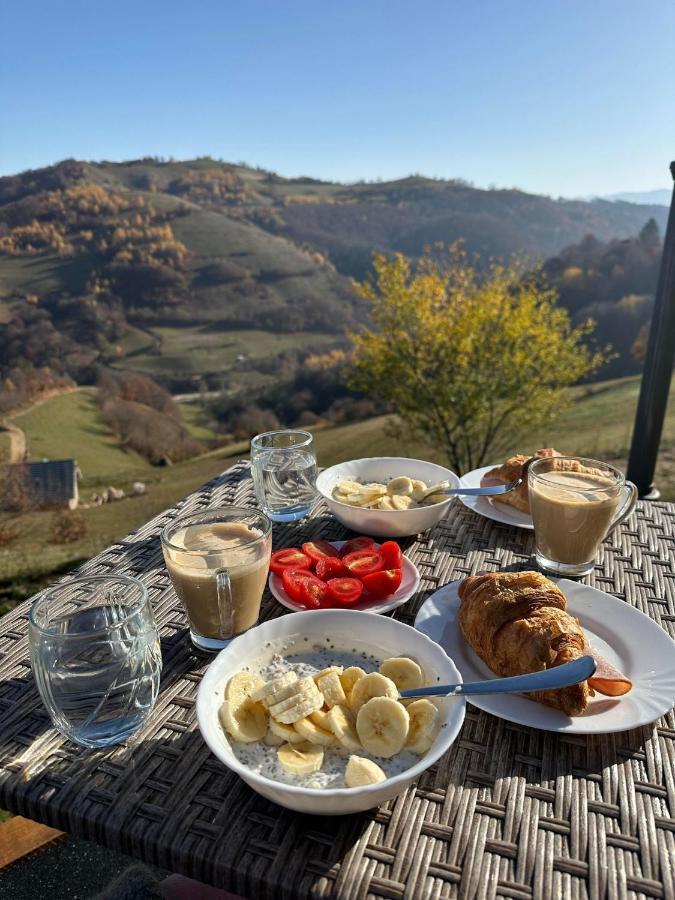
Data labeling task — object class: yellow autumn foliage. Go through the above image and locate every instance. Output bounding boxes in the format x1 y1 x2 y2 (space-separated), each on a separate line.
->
349 247 608 473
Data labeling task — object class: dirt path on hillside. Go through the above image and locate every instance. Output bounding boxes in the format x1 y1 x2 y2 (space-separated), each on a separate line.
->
2 423 26 463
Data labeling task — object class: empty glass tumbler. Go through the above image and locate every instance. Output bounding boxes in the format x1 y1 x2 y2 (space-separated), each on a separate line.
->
29 576 161 748
250 430 318 522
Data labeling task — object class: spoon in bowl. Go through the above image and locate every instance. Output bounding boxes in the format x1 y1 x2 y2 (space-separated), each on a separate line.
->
399 655 596 699
419 477 521 502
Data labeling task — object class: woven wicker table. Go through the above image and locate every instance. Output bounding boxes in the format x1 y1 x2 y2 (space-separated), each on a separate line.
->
1 461 674 900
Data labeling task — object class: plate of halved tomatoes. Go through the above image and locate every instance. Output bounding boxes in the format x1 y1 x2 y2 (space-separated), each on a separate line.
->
268 536 421 615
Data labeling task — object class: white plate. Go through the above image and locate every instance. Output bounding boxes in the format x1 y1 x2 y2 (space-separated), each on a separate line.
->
459 465 533 530
415 578 675 733
269 541 421 615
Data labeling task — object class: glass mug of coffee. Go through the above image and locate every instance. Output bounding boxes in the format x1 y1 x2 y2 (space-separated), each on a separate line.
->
161 507 272 651
528 457 637 577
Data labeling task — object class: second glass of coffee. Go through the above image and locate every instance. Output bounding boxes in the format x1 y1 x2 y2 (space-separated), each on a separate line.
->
528 457 637 577
161 507 272 651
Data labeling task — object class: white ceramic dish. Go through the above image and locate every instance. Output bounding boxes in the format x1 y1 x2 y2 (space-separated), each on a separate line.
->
197 610 465 814
459 465 533 530
415 578 675 733
269 540 421 615
316 457 460 538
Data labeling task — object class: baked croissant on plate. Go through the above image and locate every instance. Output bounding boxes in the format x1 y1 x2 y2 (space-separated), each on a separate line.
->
458 571 631 716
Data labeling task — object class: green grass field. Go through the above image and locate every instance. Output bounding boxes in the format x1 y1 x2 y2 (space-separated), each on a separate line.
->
1 374 674 613
119 325 335 377
11 389 151 488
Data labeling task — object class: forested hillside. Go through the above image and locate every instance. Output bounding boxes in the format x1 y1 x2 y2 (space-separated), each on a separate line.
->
0 156 667 401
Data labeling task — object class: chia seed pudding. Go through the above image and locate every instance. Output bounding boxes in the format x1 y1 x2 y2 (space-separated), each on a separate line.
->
218 636 425 789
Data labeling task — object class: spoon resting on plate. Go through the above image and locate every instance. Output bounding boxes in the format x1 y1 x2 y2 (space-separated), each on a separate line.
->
420 478 521 502
399 655 596 699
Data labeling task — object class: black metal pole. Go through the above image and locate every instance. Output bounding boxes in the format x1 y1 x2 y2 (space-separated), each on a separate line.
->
627 161 675 498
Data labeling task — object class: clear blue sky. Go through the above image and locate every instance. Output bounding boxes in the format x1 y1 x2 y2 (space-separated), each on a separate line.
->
2 0 674 197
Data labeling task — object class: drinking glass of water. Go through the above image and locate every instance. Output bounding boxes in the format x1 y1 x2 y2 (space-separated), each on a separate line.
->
250 429 318 522
28 575 162 748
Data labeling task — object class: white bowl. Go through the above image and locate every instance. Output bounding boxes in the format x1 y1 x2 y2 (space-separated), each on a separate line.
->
315 457 460 537
196 610 465 815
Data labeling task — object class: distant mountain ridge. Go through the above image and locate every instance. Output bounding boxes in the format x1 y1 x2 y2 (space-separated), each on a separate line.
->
599 188 671 206
0 157 669 389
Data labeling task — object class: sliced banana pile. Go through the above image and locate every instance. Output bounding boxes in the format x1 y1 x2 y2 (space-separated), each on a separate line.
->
219 656 442 788
333 476 449 510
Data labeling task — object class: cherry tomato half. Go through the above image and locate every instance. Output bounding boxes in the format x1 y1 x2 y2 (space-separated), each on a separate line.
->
301 577 330 609
270 547 311 576
315 556 348 580
343 548 384 578
339 536 375 557
379 540 403 569
326 577 364 606
281 567 323 604
301 540 340 568
360 568 403 600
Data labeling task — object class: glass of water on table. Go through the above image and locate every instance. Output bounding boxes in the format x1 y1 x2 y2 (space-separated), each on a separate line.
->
28 575 161 748
251 429 318 522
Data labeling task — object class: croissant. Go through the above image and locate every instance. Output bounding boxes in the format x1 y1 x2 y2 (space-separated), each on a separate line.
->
458 570 592 715
480 448 562 513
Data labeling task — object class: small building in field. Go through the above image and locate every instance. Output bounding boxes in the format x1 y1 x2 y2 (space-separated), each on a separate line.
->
0 459 79 511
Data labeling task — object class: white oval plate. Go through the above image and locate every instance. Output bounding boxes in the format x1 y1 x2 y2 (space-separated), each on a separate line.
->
269 541 421 615
415 578 675 733
459 465 533 530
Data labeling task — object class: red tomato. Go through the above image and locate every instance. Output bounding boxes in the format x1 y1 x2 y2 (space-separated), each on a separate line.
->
339 536 375 557
281 567 322 604
326 577 364 606
302 540 340 566
379 540 403 569
301 577 330 609
315 556 348 580
361 568 403 600
343 548 384 578
270 548 311 576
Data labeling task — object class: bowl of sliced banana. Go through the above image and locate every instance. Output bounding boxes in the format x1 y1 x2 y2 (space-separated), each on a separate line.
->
196 609 465 815
315 457 460 537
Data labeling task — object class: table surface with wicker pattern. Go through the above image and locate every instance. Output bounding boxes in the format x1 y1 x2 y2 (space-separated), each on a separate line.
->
1 460 674 900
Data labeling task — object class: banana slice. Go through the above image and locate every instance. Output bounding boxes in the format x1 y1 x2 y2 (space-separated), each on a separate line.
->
380 657 424 692
219 698 268 743
340 666 366 698
378 496 396 510
309 708 333 730
294 716 337 746
391 494 415 510
263 727 286 746
316 671 347 708
345 755 387 787
313 665 343 683
327 704 362 751
411 479 428 502
225 671 264 706
263 678 307 708
269 717 306 744
387 476 413 497
405 700 441 753
423 492 448 506
277 742 324 775
356 697 410 758
350 672 399 713
336 479 364 494
267 676 319 716
272 690 325 725
251 671 298 704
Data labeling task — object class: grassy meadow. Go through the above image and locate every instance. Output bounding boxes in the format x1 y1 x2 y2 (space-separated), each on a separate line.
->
1 374 673 613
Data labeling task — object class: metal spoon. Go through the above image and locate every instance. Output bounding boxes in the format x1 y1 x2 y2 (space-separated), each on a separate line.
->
399 655 596 699
419 477 521 502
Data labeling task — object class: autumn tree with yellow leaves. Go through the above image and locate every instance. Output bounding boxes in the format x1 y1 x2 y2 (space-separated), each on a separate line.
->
349 247 608 474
